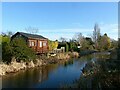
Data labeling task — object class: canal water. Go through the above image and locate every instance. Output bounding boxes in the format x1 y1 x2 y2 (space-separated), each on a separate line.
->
2 53 110 88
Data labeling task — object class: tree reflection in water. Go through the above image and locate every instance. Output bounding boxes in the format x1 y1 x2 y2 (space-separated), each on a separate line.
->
2 64 58 88
2 53 111 88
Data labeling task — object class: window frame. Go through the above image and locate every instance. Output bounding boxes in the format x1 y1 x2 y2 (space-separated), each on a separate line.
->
43 42 46 46
29 41 35 46
39 41 42 47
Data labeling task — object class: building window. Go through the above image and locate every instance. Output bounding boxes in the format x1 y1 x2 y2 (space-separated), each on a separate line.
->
30 41 35 46
29 42 32 46
43 42 46 46
40 41 42 47
32 42 34 46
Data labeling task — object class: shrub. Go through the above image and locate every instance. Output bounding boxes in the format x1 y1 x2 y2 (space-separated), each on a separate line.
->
1 35 10 44
69 42 78 51
48 40 58 51
66 43 69 52
2 42 13 63
1 35 37 63
11 37 36 62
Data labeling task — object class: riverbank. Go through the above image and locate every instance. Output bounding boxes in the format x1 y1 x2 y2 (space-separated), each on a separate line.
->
68 49 120 88
79 50 98 56
0 52 79 76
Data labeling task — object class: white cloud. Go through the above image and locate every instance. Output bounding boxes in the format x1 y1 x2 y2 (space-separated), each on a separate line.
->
100 23 118 40
37 28 93 33
17 23 118 41
37 28 93 40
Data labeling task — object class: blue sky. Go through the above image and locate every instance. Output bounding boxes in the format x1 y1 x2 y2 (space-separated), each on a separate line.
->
2 2 118 40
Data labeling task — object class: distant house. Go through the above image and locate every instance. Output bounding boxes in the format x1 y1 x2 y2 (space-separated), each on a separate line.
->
57 42 69 52
11 32 48 53
57 41 79 52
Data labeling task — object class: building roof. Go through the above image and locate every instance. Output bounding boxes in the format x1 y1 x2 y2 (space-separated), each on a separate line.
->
16 32 47 39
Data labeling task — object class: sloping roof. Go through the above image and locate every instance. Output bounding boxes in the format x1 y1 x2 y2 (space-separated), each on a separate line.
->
18 32 47 39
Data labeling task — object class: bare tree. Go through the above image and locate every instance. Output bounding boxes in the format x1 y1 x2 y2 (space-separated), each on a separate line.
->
7 31 13 37
73 32 84 44
93 23 100 42
93 23 101 49
25 26 39 34
59 37 67 42
1 32 6 36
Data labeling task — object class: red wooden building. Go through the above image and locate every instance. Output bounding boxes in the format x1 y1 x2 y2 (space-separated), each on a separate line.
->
11 32 48 53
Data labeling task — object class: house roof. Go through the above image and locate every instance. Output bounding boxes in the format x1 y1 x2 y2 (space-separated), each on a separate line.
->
17 32 47 39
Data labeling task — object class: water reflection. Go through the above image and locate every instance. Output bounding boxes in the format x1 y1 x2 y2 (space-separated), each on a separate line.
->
64 60 73 67
2 64 58 88
2 52 110 88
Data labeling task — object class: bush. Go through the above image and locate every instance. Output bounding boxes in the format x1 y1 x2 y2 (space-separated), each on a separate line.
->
2 37 37 63
48 40 58 51
11 37 36 62
69 42 78 51
66 43 69 52
2 42 13 63
1 35 10 44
